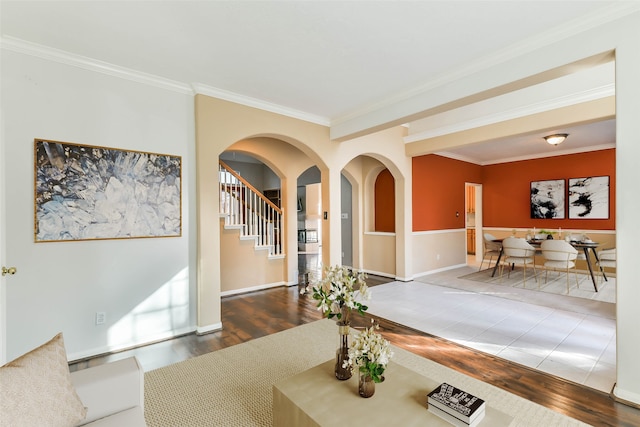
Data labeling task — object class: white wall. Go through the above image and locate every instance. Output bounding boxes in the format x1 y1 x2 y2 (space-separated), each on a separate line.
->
1 50 196 361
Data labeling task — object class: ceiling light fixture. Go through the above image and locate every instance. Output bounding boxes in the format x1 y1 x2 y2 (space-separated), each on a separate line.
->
544 133 568 146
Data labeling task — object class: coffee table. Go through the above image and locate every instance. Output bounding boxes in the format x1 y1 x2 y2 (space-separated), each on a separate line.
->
273 360 513 426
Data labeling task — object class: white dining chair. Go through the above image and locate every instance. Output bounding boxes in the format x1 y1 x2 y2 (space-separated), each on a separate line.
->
479 233 502 271
540 240 580 293
500 237 538 287
565 234 587 260
596 248 616 283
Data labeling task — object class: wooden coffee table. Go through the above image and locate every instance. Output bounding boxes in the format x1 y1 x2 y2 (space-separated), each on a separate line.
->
273 360 513 426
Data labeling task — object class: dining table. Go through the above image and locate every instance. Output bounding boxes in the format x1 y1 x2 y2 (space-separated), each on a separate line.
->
569 240 606 292
490 238 605 292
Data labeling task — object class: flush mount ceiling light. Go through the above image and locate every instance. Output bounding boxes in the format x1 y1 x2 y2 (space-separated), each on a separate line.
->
544 133 568 145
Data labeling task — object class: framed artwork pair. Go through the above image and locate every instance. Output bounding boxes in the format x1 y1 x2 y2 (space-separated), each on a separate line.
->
530 176 609 219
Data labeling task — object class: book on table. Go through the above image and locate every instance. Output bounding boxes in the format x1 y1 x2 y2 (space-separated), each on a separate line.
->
428 404 484 427
427 382 485 425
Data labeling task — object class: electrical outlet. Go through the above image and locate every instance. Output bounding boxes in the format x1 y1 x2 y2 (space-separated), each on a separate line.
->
436 254 441 260
95 312 106 325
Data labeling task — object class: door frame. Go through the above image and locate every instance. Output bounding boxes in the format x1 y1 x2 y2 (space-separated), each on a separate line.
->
0 107 6 363
465 182 483 262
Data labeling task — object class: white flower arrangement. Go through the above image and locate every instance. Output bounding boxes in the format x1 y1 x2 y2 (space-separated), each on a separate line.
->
302 265 371 321
343 322 393 383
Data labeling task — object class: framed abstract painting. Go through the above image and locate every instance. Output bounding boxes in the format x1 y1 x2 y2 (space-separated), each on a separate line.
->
34 139 182 242
568 176 609 219
530 179 565 219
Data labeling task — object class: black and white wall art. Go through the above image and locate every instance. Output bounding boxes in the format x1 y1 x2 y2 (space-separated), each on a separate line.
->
530 179 565 219
568 176 609 219
35 139 182 242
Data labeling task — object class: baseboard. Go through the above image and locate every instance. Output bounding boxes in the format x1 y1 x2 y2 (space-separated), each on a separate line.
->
196 322 223 335
612 383 640 408
220 281 286 297
67 326 196 362
362 268 396 279
413 263 468 278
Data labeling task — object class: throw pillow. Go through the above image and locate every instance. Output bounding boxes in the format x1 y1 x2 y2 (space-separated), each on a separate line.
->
0 333 87 427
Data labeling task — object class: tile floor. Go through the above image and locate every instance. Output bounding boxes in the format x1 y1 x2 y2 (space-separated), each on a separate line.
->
366 265 616 394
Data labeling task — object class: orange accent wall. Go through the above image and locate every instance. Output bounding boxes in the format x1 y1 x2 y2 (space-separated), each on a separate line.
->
374 169 395 232
412 155 483 231
410 149 615 231
484 149 615 229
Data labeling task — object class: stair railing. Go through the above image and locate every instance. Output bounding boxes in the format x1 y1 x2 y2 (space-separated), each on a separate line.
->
219 160 283 256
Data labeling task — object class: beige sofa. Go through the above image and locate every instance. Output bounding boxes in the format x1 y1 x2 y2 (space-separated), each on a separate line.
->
71 357 146 426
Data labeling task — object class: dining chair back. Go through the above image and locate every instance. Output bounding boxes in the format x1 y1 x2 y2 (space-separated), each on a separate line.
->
500 237 538 287
565 234 587 259
479 233 502 271
540 240 579 293
597 248 616 283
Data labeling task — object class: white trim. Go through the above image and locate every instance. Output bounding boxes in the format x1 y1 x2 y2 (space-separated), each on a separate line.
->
613 384 640 407
66 325 196 362
362 269 395 279
192 83 330 127
438 143 616 166
412 263 468 279
220 281 286 297
483 227 615 236
413 229 465 235
0 36 193 94
404 85 614 144
196 322 223 335
364 231 396 236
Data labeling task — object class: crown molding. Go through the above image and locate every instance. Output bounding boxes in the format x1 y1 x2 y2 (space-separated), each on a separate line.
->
1 36 194 95
404 84 614 144
1 35 332 125
331 2 638 129
438 142 616 166
191 83 330 127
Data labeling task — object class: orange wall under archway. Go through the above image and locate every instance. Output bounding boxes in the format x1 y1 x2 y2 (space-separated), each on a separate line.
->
375 169 395 232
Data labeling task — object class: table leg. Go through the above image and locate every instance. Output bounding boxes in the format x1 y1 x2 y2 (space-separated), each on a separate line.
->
591 248 608 282
491 249 503 277
583 248 598 292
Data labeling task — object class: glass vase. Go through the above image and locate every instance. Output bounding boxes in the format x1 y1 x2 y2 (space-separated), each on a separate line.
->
335 321 351 380
358 371 375 398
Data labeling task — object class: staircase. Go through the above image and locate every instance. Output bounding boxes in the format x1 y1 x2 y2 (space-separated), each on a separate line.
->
219 160 284 258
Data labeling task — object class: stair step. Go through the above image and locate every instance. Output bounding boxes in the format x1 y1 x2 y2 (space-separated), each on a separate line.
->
224 224 243 230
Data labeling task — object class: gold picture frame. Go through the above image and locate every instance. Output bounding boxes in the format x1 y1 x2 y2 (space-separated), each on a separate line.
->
34 139 182 242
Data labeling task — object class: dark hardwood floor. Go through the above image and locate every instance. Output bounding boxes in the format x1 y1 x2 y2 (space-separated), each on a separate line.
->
70 274 640 426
